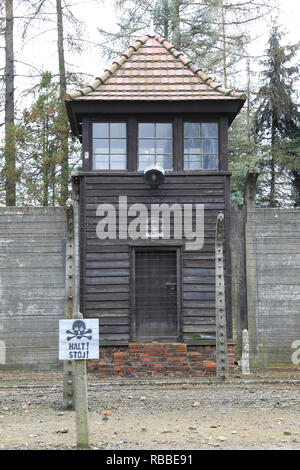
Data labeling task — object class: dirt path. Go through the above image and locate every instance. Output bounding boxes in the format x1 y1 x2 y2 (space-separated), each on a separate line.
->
1 370 300 450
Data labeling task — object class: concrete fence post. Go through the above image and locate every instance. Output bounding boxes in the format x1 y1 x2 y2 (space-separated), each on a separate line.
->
63 206 76 410
215 211 229 380
241 329 250 375
244 169 260 368
73 311 90 450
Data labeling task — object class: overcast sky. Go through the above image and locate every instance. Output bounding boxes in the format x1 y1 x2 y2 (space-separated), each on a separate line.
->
9 0 300 108
67 0 300 85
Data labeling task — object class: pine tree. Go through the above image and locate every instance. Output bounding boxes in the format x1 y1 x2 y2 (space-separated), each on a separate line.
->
229 111 259 204
253 25 300 207
16 72 80 206
285 130 300 207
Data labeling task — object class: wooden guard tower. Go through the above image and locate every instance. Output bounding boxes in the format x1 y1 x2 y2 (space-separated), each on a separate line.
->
65 34 246 377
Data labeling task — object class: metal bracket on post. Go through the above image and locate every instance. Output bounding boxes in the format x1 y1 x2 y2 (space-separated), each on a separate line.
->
215 211 229 380
63 205 76 410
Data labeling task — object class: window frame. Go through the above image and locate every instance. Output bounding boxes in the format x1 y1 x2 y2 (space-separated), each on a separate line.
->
137 120 174 171
183 120 219 171
83 115 226 173
90 118 128 172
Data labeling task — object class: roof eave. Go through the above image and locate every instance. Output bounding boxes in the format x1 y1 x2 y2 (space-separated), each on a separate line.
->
65 98 82 140
66 97 246 138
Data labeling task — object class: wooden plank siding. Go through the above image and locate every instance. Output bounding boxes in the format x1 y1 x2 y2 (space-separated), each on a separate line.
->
79 173 231 345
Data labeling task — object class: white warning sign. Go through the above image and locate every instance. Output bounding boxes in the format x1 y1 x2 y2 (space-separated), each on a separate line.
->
59 319 99 360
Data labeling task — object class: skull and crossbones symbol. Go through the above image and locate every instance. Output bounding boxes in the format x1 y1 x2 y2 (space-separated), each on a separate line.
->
66 320 92 341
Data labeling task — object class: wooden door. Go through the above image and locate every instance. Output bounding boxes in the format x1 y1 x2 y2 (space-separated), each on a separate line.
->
134 249 178 342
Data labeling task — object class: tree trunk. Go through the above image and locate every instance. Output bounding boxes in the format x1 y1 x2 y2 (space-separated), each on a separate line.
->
246 57 251 137
291 170 300 207
269 118 276 207
42 114 49 206
43 163 49 206
56 0 69 205
269 157 276 207
171 0 181 48
162 0 169 40
4 0 16 206
220 1 228 89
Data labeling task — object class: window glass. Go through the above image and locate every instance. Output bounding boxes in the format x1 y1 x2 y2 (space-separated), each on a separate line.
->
93 139 109 154
139 123 155 138
139 155 155 169
110 122 126 138
110 155 126 170
110 139 127 154
156 123 172 138
203 155 218 170
138 122 172 170
202 139 218 154
156 155 172 170
184 139 201 154
184 122 200 138
202 123 218 138
93 123 109 138
93 155 109 170
156 139 172 154
92 122 127 170
139 139 156 154
184 155 202 170
184 122 218 170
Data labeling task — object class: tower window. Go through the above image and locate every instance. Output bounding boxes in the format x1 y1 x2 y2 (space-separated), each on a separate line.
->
184 122 218 170
138 122 173 170
92 122 127 170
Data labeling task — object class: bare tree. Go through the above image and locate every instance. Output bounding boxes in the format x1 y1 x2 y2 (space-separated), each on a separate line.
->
56 0 68 205
210 0 277 86
4 0 16 206
0 0 88 205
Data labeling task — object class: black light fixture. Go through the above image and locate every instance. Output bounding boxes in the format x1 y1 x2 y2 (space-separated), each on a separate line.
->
144 165 165 188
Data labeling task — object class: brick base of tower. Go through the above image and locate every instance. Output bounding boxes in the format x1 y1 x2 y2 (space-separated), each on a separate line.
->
87 343 235 378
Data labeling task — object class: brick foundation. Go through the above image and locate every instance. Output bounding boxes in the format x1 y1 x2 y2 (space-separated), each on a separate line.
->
87 343 235 378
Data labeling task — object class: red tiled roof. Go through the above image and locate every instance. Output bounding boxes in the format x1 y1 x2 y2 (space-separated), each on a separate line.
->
65 35 246 102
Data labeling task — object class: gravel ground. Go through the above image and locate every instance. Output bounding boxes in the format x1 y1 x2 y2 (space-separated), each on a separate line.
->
1 369 300 450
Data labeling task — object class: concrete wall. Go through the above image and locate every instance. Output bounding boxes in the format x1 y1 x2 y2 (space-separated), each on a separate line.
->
0 202 299 370
246 207 300 367
0 207 66 370
230 170 300 367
